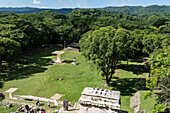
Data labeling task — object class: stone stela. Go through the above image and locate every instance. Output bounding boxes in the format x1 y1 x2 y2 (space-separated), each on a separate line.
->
63 100 69 111
78 87 121 113
72 57 76 65
130 91 140 113
52 51 65 63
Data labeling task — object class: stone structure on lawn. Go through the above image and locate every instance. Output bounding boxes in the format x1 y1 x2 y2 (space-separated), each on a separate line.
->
78 87 120 113
63 42 80 52
20 94 64 106
51 93 64 105
52 51 65 63
5 88 18 99
72 57 77 65
130 91 141 113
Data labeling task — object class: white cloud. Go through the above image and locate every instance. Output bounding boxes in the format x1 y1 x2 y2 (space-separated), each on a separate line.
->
33 0 41 4
76 2 88 8
76 3 81 7
58 0 62 2
38 6 48 9
107 0 133 6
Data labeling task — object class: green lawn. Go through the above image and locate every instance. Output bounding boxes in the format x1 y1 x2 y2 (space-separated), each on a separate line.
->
0 48 156 113
140 91 157 113
0 103 20 113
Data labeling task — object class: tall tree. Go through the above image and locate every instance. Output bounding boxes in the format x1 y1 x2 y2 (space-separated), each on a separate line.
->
56 24 73 47
146 47 170 113
0 37 21 69
79 26 127 86
114 28 139 69
142 33 161 55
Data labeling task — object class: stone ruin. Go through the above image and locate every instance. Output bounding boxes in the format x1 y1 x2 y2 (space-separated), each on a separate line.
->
130 91 145 113
78 87 120 113
63 42 80 52
52 51 65 63
72 57 77 65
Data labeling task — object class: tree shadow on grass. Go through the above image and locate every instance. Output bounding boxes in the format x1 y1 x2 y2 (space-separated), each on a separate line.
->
0 81 3 88
118 64 149 75
63 60 73 64
129 59 143 63
0 48 60 88
19 48 58 66
2 66 47 82
110 78 149 96
0 65 47 89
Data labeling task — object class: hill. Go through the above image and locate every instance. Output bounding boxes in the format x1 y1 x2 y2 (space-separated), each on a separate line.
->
0 7 73 14
0 5 170 16
100 5 170 16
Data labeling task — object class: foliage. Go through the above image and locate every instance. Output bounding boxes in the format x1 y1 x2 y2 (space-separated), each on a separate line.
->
70 8 115 17
142 33 161 54
79 26 135 85
115 28 140 68
101 5 170 16
0 37 21 68
152 103 166 113
146 47 170 112
159 21 170 33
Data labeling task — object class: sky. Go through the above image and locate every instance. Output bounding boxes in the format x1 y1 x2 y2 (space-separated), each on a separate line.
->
0 0 170 9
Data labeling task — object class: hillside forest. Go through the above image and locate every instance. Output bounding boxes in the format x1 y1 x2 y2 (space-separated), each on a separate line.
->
0 7 169 112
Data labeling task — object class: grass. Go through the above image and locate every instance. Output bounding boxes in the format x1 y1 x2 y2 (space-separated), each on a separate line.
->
0 48 156 113
1 51 103 103
1 98 60 111
0 103 20 113
140 91 157 113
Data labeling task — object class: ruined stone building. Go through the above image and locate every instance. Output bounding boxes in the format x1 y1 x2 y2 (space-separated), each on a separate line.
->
78 87 121 113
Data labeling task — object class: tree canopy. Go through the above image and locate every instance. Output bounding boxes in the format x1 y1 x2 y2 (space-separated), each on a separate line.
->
79 26 136 85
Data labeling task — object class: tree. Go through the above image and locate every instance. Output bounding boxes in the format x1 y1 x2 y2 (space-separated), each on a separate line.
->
114 28 140 69
0 15 31 48
146 47 170 112
159 21 170 33
79 26 127 86
131 29 145 57
142 33 161 55
56 24 73 47
0 37 21 69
